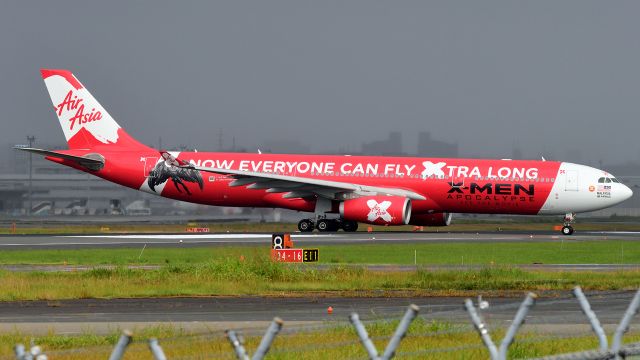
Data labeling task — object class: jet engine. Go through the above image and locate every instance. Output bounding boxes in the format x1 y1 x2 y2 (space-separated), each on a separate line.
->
339 196 411 225
409 212 452 226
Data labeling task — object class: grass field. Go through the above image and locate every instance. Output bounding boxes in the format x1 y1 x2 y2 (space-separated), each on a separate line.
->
0 240 638 266
2 256 640 300
3 322 640 359
0 240 639 299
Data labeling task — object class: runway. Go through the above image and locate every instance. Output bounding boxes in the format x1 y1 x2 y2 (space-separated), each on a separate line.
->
1 231 639 335
0 230 639 250
0 292 638 335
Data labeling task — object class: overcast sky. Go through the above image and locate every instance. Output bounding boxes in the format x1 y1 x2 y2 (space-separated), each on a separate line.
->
2 1 640 164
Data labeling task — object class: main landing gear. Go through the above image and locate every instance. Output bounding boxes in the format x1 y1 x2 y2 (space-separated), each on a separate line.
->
297 218 358 232
561 213 575 235
298 219 314 232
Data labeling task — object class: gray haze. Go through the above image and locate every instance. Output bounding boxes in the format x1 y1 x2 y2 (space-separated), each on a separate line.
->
2 1 640 164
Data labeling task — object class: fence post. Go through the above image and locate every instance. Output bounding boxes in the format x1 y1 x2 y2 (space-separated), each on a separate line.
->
573 286 608 352
108 330 133 360
148 338 167 360
14 344 26 360
350 312 380 360
465 298 499 360
498 292 536 360
381 304 420 360
226 330 250 360
251 317 284 360
14 344 48 360
612 288 640 359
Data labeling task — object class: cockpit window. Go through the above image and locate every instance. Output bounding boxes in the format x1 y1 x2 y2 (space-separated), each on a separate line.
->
611 178 620 183
598 177 605 183
605 178 612 183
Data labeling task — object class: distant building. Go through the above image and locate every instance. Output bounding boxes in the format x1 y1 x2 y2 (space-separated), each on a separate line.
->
416 132 458 158
362 132 403 156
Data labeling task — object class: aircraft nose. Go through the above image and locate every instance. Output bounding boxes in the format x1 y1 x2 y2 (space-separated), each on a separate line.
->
621 184 634 201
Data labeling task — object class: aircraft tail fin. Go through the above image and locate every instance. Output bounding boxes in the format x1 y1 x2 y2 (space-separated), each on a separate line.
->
41 69 149 150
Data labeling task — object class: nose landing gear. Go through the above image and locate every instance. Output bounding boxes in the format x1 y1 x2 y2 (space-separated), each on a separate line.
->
561 225 574 235
561 213 575 235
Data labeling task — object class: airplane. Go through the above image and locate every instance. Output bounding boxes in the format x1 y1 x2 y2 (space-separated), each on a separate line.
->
16 69 633 235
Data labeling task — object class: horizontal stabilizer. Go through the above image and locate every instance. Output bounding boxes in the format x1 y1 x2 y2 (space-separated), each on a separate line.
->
14 147 104 171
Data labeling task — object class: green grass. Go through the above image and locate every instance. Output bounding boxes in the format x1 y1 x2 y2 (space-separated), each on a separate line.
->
320 241 640 265
1 257 640 300
0 222 301 235
0 240 639 266
3 321 640 359
0 241 639 300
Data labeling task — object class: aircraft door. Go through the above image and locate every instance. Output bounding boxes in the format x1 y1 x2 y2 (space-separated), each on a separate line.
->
565 170 578 191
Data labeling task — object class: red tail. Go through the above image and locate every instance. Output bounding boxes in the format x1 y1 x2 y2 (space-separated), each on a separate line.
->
41 69 150 150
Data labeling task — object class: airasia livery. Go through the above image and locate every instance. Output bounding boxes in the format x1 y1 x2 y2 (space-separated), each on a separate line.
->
19 69 633 235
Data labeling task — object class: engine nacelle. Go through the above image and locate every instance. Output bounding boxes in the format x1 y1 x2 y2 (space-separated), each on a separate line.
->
339 196 411 225
409 212 452 227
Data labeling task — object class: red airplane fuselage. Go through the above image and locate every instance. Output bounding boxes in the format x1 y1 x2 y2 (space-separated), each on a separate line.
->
31 69 633 234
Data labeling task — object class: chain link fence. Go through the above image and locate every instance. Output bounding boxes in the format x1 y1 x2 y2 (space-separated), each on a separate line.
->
10 286 640 359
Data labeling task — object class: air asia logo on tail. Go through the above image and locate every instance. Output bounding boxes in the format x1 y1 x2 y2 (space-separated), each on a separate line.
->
367 200 393 222
56 90 103 131
42 69 121 146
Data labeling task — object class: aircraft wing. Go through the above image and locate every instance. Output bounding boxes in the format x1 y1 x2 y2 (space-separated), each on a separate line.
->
186 165 427 201
14 147 104 170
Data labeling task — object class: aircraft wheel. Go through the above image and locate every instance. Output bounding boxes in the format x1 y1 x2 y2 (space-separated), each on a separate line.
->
298 219 314 232
317 219 331 232
561 225 574 236
342 221 358 232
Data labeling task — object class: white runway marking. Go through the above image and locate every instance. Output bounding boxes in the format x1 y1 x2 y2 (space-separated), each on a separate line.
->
0 240 264 247
585 231 640 235
58 234 333 239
